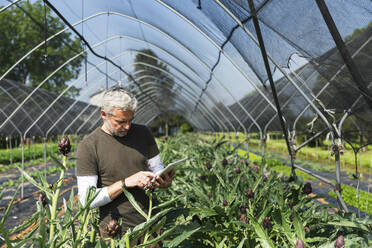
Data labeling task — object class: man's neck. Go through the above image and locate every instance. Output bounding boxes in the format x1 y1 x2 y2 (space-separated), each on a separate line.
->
101 124 113 136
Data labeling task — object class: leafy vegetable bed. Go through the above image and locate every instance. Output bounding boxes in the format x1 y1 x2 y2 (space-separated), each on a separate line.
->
0 134 370 247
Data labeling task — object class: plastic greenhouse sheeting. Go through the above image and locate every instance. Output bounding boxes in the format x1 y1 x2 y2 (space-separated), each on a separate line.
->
0 0 371 147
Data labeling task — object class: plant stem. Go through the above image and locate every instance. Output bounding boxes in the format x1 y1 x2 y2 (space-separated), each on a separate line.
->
143 192 153 244
49 155 66 247
125 233 130 248
75 207 90 248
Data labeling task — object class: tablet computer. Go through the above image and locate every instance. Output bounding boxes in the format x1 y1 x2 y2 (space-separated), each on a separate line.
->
155 157 187 177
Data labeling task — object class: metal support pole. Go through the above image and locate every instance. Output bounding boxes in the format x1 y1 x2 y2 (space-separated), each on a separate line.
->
21 137 24 199
43 136 47 178
32 136 35 160
315 0 372 111
261 134 266 166
9 136 13 165
248 0 294 176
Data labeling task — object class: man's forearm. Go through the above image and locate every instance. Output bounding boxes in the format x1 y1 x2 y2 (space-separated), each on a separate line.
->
107 180 126 200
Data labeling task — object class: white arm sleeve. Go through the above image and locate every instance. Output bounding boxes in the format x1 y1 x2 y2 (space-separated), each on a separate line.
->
147 154 165 174
77 175 112 208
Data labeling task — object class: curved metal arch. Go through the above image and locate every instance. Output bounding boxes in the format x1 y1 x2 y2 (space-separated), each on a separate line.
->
99 34 239 132
45 58 225 137
247 64 313 132
135 95 210 131
128 61 233 130
132 85 216 131
0 85 44 135
129 77 222 131
61 72 219 135
14 34 230 135
156 1 277 112
0 0 22 13
74 108 101 135
213 0 335 139
0 10 248 133
293 36 372 135
22 36 135 138
62 103 99 135
136 105 204 132
129 49 257 134
0 83 68 135
126 76 219 131
85 113 104 134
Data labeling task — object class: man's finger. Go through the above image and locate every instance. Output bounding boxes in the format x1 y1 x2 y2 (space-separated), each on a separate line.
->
156 176 165 184
142 171 156 178
167 169 175 178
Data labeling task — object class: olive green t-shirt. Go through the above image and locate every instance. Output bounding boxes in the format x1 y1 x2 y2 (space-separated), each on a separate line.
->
76 124 159 236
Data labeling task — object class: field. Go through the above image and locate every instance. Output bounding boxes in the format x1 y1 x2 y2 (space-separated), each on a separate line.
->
0 133 371 247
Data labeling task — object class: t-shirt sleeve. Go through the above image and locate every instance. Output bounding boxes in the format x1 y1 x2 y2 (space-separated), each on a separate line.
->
76 139 98 176
145 126 159 159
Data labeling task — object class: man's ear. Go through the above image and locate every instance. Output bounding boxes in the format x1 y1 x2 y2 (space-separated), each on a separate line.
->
101 109 108 120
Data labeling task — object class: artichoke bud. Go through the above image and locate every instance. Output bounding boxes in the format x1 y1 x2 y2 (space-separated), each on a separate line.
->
58 136 71 156
334 235 345 248
240 203 247 214
205 162 212 170
262 217 272 229
296 238 306 248
38 193 47 206
245 188 254 199
240 214 249 224
106 219 119 237
222 158 228 166
302 182 312 195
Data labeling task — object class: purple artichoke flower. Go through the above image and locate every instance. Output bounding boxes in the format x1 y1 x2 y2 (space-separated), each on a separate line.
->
302 182 312 195
262 217 272 229
263 175 268 182
192 215 202 225
296 238 306 248
223 198 228 206
206 162 212 170
38 193 47 206
240 203 247 214
58 136 71 156
222 158 228 166
239 214 249 224
334 235 345 248
245 188 254 199
106 219 119 237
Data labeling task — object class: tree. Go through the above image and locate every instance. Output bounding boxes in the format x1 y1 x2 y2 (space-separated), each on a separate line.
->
0 0 84 97
128 49 177 110
150 113 192 137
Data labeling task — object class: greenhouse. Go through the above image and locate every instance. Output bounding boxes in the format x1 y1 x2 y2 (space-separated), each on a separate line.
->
0 0 371 247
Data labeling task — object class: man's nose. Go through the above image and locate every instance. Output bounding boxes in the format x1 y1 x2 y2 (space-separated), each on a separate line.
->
123 123 131 130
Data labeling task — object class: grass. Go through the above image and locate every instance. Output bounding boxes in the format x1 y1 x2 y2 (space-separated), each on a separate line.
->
329 185 372 215
215 132 372 177
234 145 372 215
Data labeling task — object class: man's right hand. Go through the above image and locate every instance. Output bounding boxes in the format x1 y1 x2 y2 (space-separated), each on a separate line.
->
124 171 156 188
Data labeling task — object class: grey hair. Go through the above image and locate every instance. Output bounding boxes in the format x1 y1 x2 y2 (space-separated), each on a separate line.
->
102 86 138 114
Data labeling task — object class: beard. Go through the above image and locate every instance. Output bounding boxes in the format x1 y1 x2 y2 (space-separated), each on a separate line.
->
104 120 128 137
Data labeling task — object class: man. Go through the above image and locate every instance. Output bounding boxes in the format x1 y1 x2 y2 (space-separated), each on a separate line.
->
76 86 173 240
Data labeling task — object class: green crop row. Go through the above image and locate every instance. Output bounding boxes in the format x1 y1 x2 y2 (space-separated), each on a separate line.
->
0 143 62 165
329 185 372 215
1 134 370 247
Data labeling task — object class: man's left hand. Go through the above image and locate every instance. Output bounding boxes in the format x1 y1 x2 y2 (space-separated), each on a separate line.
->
153 169 174 188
